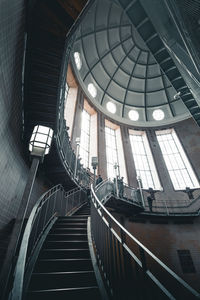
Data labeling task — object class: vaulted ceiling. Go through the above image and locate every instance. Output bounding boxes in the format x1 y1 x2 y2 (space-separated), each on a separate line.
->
70 0 200 126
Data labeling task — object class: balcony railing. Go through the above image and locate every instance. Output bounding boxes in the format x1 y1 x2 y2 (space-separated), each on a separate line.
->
90 185 200 299
94 179 142 207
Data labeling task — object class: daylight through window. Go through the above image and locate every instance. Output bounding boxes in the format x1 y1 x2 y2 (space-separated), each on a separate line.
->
79 109 91 168
129 130 161 189
156 129 199 190
105 126 119 179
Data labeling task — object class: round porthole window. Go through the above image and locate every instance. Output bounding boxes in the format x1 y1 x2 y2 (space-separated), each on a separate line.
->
129 110 139 121
106 102 116 114
153 109 165 121
88 83 97 98
74 52 82 70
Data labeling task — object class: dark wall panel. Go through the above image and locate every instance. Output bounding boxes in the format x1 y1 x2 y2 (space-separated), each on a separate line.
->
0 0 45 229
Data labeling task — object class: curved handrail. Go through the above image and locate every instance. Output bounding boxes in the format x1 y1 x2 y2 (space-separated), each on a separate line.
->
53 1 95 189
91 185 200 299
10 185 87 300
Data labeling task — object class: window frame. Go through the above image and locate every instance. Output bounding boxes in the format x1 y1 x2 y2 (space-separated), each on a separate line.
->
105 126 120 180
129 129 161 190
79 109 91 168
156 128 199 190
177 250 196 273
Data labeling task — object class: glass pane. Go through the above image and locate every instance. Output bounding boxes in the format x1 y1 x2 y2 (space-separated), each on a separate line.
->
156 129 199 190
129 132 160 189
105 126 119 179
80 109 91 168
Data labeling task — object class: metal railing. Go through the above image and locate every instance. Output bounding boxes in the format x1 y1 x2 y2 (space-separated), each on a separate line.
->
91 185 200 299
56 118 90 187
142 190 200 216
53 1 94 189
94 179 142 206
9 185 87 300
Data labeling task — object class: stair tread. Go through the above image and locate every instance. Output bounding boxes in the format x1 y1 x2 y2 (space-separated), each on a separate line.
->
29 286 99 292
48 233 87 235
55 223 87 225
33 271 94 275
37 258 91 262
46 240 88 243
52 228 87 230
42 249 89 251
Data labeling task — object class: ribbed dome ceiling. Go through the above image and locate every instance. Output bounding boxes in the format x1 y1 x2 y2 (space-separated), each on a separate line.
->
71 0 190 126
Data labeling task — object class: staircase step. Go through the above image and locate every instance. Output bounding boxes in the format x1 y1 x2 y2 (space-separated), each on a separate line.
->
73 214 89 217
40 249 90 259
29 271 96 289
44 241 88 249
65 215 89 218
27 286 101 300
55 223 87 228
34 258 93 272
51 228 87 234
57 217 88 222
47 234 87 241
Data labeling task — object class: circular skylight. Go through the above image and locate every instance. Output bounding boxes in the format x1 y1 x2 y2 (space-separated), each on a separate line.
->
129 110 139 121
88 83 97 98
106 102 116 114
74 52 82 70
153 109 165 121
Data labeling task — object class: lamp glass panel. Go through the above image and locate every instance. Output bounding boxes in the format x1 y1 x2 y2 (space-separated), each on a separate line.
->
38 125 50 134
29 125 53 156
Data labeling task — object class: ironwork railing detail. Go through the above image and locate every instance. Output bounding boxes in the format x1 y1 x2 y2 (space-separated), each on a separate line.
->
142 190 200 216
10 185 87 300
94 179 142 207
91 185 200 299
53 1 95 188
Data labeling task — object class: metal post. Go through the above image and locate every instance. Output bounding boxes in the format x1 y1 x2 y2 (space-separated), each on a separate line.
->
0 157 40 300
93 167 96 187
74 137 80 178
137 176 145 208
91 157 98 188
114 163 119 197
163 198 169 215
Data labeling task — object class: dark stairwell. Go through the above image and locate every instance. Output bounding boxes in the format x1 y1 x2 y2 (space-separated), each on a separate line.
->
26 204 102 300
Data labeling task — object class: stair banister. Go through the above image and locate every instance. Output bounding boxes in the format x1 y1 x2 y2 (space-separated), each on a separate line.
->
9 185 86 300
91 185 200 299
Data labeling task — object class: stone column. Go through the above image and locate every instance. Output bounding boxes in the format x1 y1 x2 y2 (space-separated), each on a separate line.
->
146 129 175 192
121 126 138 188
71 87 84 151
97 112 107 179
